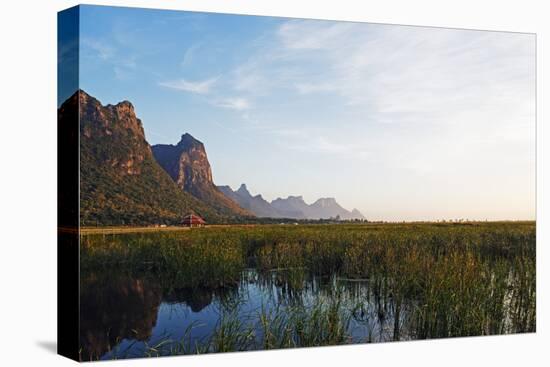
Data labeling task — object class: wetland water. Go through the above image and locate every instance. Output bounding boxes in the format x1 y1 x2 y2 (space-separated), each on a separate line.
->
81 269 409 360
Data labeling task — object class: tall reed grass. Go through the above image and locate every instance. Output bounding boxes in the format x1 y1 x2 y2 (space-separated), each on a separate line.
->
81 221 536 352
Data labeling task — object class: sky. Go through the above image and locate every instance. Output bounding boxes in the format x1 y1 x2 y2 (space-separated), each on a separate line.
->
75 5 536 221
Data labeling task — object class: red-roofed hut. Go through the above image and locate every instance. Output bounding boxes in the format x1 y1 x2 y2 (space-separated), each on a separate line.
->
182 214 206 227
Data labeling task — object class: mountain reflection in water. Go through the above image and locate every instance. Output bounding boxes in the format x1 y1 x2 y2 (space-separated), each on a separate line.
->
80 272 246 360
78 269 424 360
79 275 162 360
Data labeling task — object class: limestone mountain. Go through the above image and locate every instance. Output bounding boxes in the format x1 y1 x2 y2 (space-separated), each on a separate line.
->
218 184 302 218
69 89 236 225
152 135 252 217
271 196 310 219
272 195 365 220
350 208 364 219
308 198 365 220
219 184 365 220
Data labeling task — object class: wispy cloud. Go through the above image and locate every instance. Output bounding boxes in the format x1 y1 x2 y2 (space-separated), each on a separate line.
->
216 20 535 222
225 20 535 156
275 130 371 161
213 97 251 111
277 20 356 50
82 38 115 60
80 37 138 80
159 77 218 94
294 82 337 94
229 20 534 119
180 44 202 68
294 136 371 159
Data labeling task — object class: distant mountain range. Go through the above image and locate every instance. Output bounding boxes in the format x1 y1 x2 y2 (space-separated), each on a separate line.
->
64 89 365 225
218 184 365 220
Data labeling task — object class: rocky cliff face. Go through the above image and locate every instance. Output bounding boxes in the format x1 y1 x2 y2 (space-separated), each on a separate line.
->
72 90 237 225
152 135 252 217
79 91 149 175
152 134 213 192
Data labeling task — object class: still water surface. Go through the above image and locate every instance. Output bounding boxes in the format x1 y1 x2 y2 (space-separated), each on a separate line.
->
80 269 404 360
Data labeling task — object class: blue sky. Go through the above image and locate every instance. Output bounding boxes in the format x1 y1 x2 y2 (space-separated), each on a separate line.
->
76 5 535 221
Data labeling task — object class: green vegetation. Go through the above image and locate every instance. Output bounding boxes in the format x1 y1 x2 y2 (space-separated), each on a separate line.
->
81 222 536 358
80 153 224 226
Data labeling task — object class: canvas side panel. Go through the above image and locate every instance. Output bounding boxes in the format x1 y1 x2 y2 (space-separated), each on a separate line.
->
57 5 80 362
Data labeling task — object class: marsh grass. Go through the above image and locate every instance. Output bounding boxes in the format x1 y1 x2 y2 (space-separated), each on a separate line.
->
81 222 536 357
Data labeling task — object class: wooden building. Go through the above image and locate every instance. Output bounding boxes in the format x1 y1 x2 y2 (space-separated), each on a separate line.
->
182 214 206 227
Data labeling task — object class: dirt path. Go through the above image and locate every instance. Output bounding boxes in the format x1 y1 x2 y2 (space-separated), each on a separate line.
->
60 226 191 235
60 224 260 235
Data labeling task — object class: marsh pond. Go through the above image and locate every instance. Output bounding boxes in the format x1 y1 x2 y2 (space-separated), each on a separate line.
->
79 223 536 360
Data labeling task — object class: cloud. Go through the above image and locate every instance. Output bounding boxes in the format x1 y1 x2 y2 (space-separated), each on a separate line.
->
281 134 371 161
180 44 200 68
80 37 138 80
277 20 356 50
226 20 535 157
230 20 534 118
159 77 218 94
294 82 337 94
81 38 115 60
253 124 371 160
213 97 251 111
